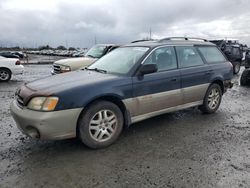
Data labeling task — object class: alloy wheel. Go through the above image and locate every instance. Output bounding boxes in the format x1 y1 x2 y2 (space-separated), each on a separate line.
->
207 88 220 110
0 70 10 81
89 109 117 142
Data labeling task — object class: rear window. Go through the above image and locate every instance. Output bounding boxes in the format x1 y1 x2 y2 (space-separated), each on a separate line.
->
198 46 226 63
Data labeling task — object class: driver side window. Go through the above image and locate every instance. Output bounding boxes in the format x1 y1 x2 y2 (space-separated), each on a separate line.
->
144 46 177 72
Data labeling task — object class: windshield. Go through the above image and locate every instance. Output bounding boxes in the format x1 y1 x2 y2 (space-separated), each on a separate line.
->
85 45 107 58
88 47 149 75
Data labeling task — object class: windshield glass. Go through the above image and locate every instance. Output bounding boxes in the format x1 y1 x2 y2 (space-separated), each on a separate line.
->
88 47 149 75
85 45 107 58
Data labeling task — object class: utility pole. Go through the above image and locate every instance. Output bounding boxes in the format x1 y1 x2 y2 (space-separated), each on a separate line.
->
149 27 152 39
66 40 68 48
94 36 97 45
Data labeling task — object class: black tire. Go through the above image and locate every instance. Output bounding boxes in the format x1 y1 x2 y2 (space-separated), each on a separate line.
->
78 100 124 149
0 68 11 82
233 62 241 74
240 69 250 86
199 83 222 114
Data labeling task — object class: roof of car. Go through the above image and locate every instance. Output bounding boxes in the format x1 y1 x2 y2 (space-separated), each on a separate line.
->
96 44 119 47
125 38 216 48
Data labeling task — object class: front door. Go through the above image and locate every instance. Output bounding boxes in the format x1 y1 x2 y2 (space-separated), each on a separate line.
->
131 46 182 117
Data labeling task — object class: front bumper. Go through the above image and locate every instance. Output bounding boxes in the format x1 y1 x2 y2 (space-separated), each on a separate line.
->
10 100 83 140
51 70 57 75
51 69 71 75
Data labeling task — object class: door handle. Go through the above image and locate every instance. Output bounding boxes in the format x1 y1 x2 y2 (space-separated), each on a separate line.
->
170 78 177 82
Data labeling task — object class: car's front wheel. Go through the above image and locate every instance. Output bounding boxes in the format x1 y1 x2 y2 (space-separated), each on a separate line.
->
199 83 222 114
0 68 11 82
78 100 124 149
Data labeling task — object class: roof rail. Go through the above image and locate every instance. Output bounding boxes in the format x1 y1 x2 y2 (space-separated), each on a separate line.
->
159 37 208 42
131 39 155 43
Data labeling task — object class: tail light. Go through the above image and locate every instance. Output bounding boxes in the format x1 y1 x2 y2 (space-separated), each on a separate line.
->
15 60 21 65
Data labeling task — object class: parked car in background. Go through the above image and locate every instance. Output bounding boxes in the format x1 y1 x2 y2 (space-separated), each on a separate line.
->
240 49 250 86
0 56 24 82
27 49 87 57
51 44 119 74
244 49 250 69
210 39 244 74
0 51 20 59
72 51 85 57
11 51 27 59
11 37 233 149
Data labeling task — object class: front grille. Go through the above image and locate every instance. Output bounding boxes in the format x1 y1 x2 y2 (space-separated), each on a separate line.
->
16 95 24 107
53 64 61 74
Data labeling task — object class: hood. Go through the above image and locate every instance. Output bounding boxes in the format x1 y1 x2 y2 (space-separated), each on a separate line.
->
54 57 96 71
26 70 120 94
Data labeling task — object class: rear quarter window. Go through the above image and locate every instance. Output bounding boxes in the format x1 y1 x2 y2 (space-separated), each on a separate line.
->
198 46 226 63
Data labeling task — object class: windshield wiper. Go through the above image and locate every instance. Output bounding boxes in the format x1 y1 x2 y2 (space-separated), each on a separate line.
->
85 67 107 74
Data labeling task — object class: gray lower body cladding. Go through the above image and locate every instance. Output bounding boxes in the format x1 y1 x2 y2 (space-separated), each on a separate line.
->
123 83 209 123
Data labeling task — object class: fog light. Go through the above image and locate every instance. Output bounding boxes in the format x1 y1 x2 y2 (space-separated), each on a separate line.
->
26 127 40 139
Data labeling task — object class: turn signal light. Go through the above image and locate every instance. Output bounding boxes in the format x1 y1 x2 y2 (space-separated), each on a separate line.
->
15 60 21 65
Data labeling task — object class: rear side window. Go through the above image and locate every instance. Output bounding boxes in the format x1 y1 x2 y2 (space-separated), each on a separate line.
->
176 46 204 68
198 46 226 63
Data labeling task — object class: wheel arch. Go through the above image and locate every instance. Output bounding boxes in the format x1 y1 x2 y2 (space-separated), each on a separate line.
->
76 94 131 137
210 79 224 93
0 67 12 74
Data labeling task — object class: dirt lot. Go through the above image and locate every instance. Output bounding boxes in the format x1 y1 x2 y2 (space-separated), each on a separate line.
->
0 65 249 188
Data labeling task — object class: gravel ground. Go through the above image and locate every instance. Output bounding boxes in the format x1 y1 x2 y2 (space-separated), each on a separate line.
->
0 65 249 188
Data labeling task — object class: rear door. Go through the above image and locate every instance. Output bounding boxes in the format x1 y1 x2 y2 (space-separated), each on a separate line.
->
175 46 211 104
131 46 182 116
198 46 233 81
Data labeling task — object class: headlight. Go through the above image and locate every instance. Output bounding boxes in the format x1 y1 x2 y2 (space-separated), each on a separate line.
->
27 97 59 111
60 65 71 72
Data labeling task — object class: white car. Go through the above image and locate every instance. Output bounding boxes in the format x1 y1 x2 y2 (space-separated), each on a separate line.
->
0 56 24 82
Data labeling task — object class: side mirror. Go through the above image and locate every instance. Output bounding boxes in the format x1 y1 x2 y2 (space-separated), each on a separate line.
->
139 64 158 75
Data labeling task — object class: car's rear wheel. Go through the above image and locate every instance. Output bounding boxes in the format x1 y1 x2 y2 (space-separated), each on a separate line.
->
233 62 241 74
199 83 222 114
0 68 11 82
78 100 124 149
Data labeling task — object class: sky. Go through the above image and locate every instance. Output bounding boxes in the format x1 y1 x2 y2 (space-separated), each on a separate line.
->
0 0 250 48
